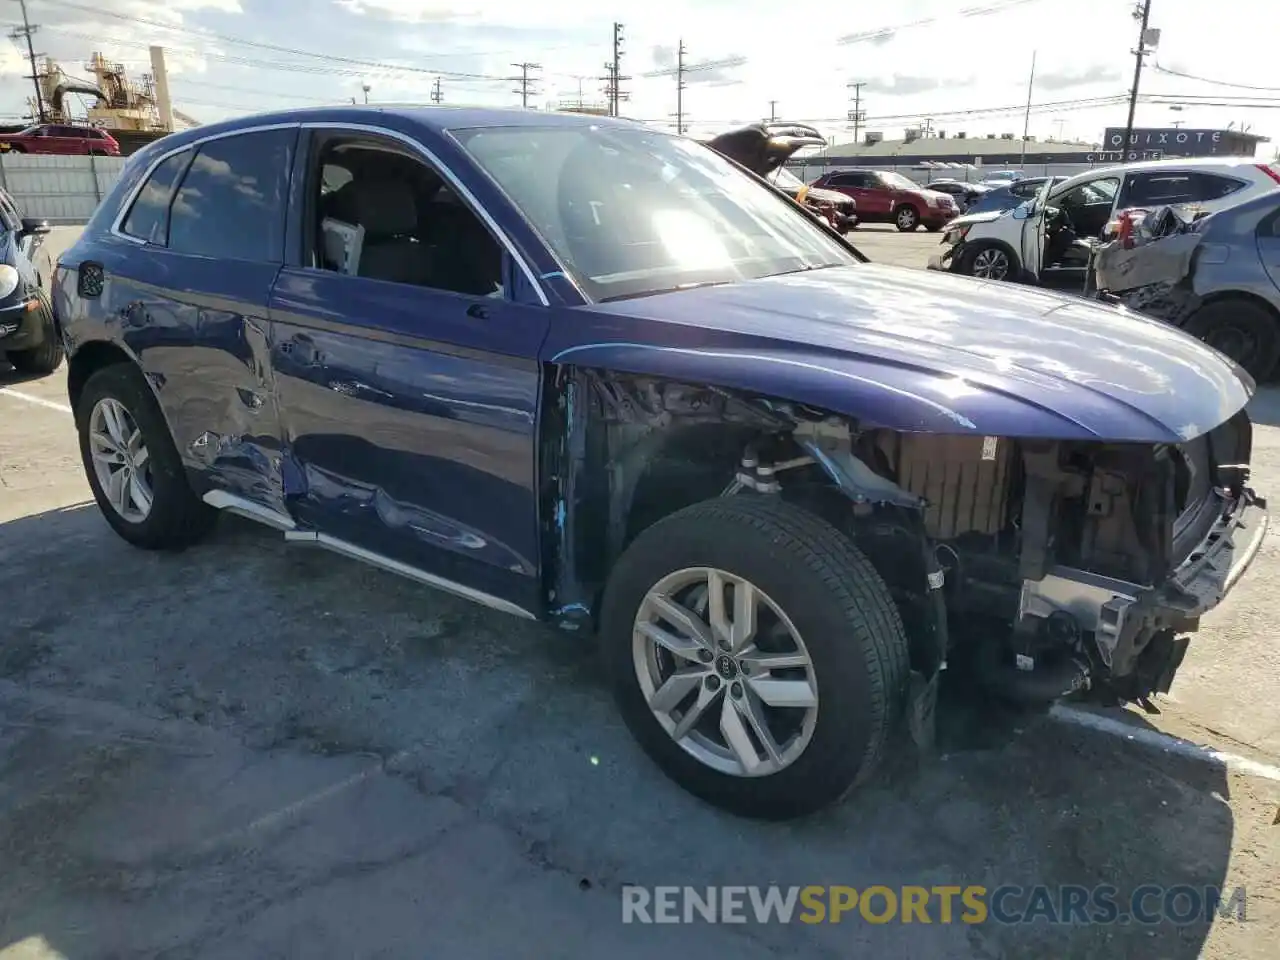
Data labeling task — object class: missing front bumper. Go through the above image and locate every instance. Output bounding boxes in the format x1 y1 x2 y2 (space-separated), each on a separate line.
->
1017 487 1268 685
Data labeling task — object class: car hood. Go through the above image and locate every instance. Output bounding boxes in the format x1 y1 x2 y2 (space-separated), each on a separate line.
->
582 263 1252 442
947 208 1009 228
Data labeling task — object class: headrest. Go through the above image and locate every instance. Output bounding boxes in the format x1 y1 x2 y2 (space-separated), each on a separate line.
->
329 179 418 237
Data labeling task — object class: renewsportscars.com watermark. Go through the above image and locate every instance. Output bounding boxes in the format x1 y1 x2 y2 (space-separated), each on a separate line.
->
621 885 1248 926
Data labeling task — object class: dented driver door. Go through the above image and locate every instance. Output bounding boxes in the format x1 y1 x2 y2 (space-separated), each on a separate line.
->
266 124 550 617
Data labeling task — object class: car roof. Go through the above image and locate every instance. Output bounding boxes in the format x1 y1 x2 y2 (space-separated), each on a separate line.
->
1048 156 1273 195
145 105 643 154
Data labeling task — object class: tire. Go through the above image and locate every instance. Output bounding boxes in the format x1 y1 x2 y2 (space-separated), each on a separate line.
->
76 363 217 550
6 301 63 375
600 496 910 820
894 205 920 232
1183 299 1280 382
956 242 1018 281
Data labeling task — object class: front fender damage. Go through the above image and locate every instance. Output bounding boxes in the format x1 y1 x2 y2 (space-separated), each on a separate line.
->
541 366 946 748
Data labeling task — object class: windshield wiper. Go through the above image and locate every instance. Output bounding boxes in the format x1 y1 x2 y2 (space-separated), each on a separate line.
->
599 279 734 303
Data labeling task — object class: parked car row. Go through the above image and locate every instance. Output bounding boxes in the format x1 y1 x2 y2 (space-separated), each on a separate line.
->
42 106 1268 821
927 156 1280 377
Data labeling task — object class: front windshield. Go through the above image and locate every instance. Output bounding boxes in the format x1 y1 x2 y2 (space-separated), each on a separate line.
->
455 125 855 302
879 172 916 190
770 166 806 191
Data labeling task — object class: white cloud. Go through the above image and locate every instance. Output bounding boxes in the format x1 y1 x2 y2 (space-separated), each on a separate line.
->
1 0 1272 153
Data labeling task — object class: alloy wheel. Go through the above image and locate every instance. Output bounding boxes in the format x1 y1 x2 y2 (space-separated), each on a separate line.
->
897 208 917 230
972 248 1010 280
632 567 819 778
88 397 154 523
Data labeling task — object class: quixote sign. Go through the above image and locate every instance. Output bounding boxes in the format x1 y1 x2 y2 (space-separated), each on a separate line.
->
1101 127 1229 159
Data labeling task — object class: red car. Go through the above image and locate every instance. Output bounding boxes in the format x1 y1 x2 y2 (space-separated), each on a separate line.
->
809 169 957 231
0 123 120 157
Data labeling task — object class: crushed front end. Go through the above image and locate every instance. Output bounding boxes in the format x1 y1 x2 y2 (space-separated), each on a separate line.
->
866 413 1269 705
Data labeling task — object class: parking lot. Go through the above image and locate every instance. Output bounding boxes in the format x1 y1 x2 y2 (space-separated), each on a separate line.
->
2 224 1279 958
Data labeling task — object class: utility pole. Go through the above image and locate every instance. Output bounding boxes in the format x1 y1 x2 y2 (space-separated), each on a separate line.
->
675 39 687 135
430 77 443 104
768 100 778 123
1020 50 1036 166
1121 0 1154 162
846 81 865 143
11 0 46 122
512 62 541 108
602 21 629 117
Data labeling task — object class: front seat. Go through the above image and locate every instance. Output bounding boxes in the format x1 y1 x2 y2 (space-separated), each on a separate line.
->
329 179 431 285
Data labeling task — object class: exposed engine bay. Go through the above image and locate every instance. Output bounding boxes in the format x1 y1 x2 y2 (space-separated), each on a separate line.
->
547 370 1267 718
746 411 1263 708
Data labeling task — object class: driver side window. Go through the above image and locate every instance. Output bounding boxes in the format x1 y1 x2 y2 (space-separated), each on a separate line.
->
307 133 505 299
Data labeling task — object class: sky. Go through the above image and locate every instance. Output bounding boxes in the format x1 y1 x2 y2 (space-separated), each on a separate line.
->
0 0 1276 155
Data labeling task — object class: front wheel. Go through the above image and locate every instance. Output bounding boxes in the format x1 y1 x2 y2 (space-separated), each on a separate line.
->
894 205 920 231
1183 299 1280 382
6 299 62 375
601 496 910 820
76 363 217 549
956 242 1017 281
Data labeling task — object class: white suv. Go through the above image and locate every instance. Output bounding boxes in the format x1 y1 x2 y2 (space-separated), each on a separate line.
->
930 157 1280 285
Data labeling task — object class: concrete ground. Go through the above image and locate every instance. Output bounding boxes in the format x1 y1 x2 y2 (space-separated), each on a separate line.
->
1 225 1278 959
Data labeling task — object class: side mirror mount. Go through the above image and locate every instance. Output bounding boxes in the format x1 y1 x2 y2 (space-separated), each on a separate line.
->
20 217 51 237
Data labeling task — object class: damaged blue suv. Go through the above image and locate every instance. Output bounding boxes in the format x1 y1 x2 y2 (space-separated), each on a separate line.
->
53 107 1267 819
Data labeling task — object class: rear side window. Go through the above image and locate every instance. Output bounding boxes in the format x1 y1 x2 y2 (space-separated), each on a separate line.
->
827 173 862 187
167 128 294 263
1192 172 1245 201
120 150 190 244
1127 173 1198 206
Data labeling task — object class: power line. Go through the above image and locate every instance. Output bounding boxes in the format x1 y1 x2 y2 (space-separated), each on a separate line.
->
837 0 1044 46
169 77 333 103
29 0 525 82
1152 62 1280 92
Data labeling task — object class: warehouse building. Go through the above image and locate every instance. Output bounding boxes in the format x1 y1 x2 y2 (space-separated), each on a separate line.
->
793 125 1271 181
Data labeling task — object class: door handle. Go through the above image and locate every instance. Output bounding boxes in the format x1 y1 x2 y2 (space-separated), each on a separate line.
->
466 303 489 320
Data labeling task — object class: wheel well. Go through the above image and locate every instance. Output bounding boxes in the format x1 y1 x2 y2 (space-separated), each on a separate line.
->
67 341 133 416
1197 290 1280 326
621 423 759 549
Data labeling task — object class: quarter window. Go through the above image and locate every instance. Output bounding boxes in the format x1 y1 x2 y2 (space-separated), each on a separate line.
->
120 150 190 244
167 128 294 262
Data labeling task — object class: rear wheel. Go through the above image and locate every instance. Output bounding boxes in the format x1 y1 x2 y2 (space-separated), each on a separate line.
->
601 496 910 820
76 364 217 549
894 205 920 231
1184 299 1280 381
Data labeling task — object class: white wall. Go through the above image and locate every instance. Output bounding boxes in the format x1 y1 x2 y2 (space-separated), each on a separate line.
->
0 153 126 224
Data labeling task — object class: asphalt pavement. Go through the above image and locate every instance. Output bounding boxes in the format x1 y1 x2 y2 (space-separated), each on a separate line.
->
1 225 1277 959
